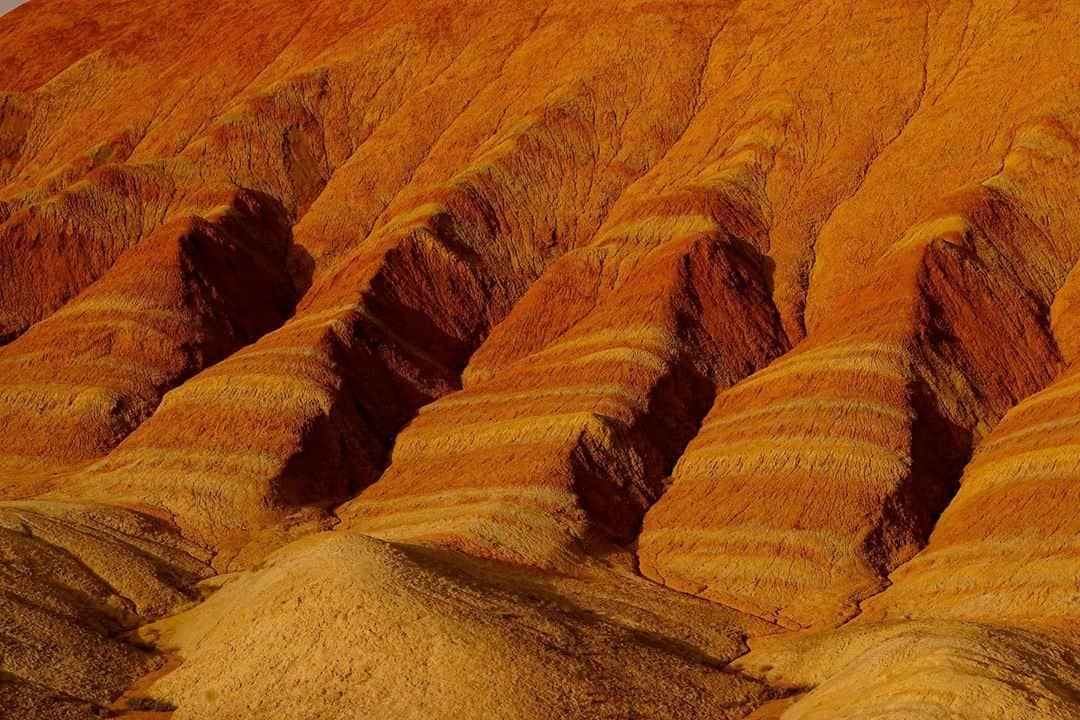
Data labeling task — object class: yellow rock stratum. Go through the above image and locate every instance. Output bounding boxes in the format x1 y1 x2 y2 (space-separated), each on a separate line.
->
0 0 1077 718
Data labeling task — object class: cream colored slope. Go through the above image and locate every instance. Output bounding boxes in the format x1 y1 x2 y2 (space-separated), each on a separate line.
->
0 500 210 718
734 621 1080 720
145 532 779 720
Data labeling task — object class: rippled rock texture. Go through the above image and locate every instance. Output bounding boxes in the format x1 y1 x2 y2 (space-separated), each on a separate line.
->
0 1 1077 718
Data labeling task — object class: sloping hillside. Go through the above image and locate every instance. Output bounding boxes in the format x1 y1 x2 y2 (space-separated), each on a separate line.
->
0 1 1077 718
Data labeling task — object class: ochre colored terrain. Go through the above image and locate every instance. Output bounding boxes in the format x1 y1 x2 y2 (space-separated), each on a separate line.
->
0 1 1077 718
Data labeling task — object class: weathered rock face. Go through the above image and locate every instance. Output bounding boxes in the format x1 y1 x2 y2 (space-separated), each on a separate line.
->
639 165 1077 629
856 266 1080 634
0 500 210 716
338 227 789 568
0 190 295 496
144 532 777 720
734 621 1080 720
0 0 1078 719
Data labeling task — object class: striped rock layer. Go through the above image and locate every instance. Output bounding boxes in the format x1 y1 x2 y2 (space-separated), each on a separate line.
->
0 190 295 496
0 1 1078 719
639 142 1079 628
857 263 1080 634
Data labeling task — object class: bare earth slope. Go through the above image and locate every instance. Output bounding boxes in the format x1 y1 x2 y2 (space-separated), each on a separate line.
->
0 1 1077 718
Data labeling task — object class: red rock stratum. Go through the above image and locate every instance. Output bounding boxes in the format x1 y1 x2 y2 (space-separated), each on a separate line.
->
0 1 1077 718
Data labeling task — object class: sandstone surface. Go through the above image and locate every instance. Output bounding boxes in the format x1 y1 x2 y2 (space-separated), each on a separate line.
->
0 1 1077 718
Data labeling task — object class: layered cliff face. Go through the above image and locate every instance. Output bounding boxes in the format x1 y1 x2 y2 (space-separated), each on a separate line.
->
0 1 1077 718
0 190 295 496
